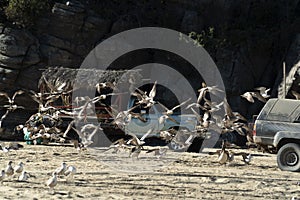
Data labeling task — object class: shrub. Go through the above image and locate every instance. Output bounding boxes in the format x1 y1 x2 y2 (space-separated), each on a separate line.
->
5 0 51 27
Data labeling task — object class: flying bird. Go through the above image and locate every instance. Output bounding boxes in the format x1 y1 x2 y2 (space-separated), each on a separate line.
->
158 98 191 115
241 87 270 103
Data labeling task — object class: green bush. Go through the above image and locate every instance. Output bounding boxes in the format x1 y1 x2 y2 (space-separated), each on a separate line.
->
5 0 51 27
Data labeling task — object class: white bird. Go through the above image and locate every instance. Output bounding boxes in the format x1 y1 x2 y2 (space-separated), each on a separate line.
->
158 115 179 125
64 166 76 181
133 81 157 108
5 161 14 177
197 82 223 104
158 98 191 115
18 171 29 182
0 90 24 105
254 87 270 98
241 91 267 103
55 162 67 176
0 90 25 127
46 172 58 193
95 82 115 94
14 161 24 174
71 124 102 147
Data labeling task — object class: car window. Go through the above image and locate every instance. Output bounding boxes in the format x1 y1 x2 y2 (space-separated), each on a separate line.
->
294 115 300 123
267 100 300 121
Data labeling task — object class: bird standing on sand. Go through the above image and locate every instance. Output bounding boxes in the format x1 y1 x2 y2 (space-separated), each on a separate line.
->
55 162 67 176
46 172 58 193
18 171 29 182
0 170 5 183
14 161 24 175
5 161 14 177
64 165 76 181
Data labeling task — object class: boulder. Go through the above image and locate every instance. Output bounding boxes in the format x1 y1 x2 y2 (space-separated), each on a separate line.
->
0 27 40 69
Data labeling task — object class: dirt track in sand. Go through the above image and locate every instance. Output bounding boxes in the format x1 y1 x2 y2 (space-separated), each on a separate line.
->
0 142 299 199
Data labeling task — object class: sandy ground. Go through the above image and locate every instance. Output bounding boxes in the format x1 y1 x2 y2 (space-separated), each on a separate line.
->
0 142 299 200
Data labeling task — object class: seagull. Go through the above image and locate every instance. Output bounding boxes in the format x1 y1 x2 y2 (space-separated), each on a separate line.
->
64 165 76 181
291 90 300 100
158 115 179 125
14 162 24 175
197 82 223 104
160 129 176 142
158 98 191 115
108 138 129 153
0 90 24 105
254 87 270 99
71 124 102 147
241 90 267 103
127 129 153 147
209 141 234 165
0 90 25 127
5 161 14 177
46 172 58 193
95 82 115 94
55 162 67 176
127 129 153 158
18 171 29 182
106 104 143 128
132 81 157 108
146 146 169 158
0 170 5 183
242 153 252 164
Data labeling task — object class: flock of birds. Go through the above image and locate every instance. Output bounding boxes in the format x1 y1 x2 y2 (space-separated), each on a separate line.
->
0 74 274 165
0 159 76 193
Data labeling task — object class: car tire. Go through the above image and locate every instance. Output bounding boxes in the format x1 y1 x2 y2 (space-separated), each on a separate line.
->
168 140 187 152
277 143 300 172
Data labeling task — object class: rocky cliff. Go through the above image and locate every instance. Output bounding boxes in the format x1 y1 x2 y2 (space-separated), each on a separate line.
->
0 0 299 131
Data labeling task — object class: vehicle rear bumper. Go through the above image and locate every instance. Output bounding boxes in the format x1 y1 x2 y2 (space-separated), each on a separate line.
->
253 136 274 146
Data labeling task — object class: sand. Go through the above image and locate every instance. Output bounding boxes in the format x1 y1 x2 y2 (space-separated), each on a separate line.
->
0 142 299 200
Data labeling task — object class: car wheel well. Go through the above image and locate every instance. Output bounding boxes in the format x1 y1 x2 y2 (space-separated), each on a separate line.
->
277 138 300 150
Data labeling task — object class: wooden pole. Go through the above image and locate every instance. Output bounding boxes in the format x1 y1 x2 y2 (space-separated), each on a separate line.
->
283 61 286 99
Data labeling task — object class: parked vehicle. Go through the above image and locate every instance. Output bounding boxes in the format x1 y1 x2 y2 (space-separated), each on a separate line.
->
125 97 202 151
253 98 300 172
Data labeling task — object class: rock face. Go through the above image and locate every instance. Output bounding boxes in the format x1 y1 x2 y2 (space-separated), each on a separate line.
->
0 0 299 131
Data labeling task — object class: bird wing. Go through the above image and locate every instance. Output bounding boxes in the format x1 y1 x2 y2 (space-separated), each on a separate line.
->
241 92 255 103
149 81 157 99
172 98 191 111
62 121 75 138
0 92 10 102
0 110 10 125
140 128 153 141
253 92 267 103
190 107 203 122
12 90 24 102
127 132 141 146
167 116 179 124
197 88 207 104
291 90 300 100
157 101 169 112
223 97 234 118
